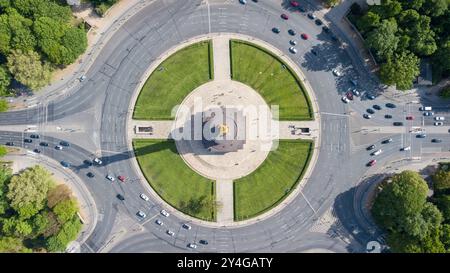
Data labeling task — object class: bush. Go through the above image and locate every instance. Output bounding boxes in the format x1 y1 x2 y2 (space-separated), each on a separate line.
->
440 86 450 99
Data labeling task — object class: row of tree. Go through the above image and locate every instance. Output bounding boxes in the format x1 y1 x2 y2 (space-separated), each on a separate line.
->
0 165 82 253
0 0 87 98
89 0 118 17
372 169 450 252
350 0 449 90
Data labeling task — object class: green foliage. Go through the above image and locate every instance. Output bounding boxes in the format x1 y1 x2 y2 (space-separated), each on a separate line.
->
6 165 53 219
0 66 11 96
46 216 82 252
11 0 72 22
421 0 448 17
433 170 450 193
0 237 31 253
0 99 7 112
52 198 78 224
0 167 12 215
47 184 72 209
7 49 52 90
435 195 450 223
325 0 341 8
0 145 7 157
379 51 420 90
356 12 381 34
440 86 450 99
398 9 437 56
1 216 33 237
30 211 49 236
365 19 399 61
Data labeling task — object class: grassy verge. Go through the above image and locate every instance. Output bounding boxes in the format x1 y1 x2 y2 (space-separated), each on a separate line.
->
133 139 216 221
233 140 313 220
133 41 214 120
230 40 313 120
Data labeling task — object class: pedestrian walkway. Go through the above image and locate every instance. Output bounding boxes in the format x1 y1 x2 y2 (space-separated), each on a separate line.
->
212 36 231 81
216 179 234 224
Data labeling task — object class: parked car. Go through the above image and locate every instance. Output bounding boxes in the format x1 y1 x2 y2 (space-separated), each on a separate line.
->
406 116 414 120
281 14 289 20
322 26 330 33
84 159 93 166
432 139 442 143
60 161 70 168
401 146 411 151
307 13 316 19
373 105 381 110
33 149 41 154
155 219 163 226
55 145 63 150
137 211 146 218
289 47 297 54
118 175 126 182
188 243 197 249
423 112 434 116
166 230 175 237
87 172 95 178
341 96 349 103
290 0 299 7
367 144 376 151
350 79 358 86
367 159 377 166
371 149 382 156
272 27 280 33
393 122 404 126
140 193 149 201
289 40 297 45
346 91 354 100
116 194 125 201
419 106 432 111
182 223 192 230
315 19 323 25
435 122 444 126
417 134 427 138
367 94 376 100
5 142 14 146
384 114 392 119
160 210 170 217
385 103 396 108
60 141 70 147
332 69 341 76
199 240 209 245
363 114 372 119
106 175 115 181
382 138 393 144
30 134 40 139
93 157 103 165
351 89 360 96
435 116 445 121
367 109 375 114
40 142 49 147
301 33 309 40
299 6 306 12
239 0 247 4
288 29 296 35
24 139 32 143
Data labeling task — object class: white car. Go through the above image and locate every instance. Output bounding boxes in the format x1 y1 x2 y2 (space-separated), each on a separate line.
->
332 69 341 77
79 75 86 82
155 219 163 226
160 209 170 217
140 193 149 201
93 157 103 165
55 145 63 150
435 116 445 121
239 0 247 4
341 96 349 103
182 223 192 230
352 89 360 96
188 243 197 249
402 146 411 151
372 149 382 156
289 40 297 45
289 47 297 54
106 175 114 181
137 211 146 218
435 122 444 126
166 230 175 237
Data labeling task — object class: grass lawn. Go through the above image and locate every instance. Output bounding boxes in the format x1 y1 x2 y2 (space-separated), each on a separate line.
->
234 140 313 220
133 41 213 120
230 40 313 120
133 139 216 221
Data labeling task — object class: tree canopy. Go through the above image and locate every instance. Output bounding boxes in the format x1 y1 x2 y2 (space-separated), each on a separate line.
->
7 49 52 90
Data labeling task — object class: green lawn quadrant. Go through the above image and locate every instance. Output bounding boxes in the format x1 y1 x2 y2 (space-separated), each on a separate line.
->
133 139 216 221
230 40 313 121
233 140 313 220
133 41 214 120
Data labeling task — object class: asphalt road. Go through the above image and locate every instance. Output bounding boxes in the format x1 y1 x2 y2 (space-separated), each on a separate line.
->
1 0 449 253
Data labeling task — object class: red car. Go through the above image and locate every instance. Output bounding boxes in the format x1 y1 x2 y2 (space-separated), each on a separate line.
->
406 116 414 120
290 1 300 7
301 33 309 40
346 91 354 100
118 175 126 182
281 14 289 20
368 160 377 166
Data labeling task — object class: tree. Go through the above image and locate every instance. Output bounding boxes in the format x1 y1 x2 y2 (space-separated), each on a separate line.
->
12 0 72 22
0 237 31 253
371 0 403 19
433 170 450 193
0 99 7 112
399 0 425 10
46 216 82 252
30 211 49 236
398 10 437 56
421 0 448 17
0 8 36 53
435 195 450 223
52 198 79 224
356 12 381 34
0 145 6 157
7 49 52 91
433 40 450 73
47 184 72 209
325 0 341 8
365 19 399 61
1 217 33 237
0 66 11 96
0 167 12 215
6 165 53 219
379 51 420 90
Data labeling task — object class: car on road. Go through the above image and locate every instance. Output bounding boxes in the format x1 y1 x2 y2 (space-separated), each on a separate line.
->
93 157 103 165
371 149 382 156
140 193 149 201
424 112 434 116
363 114 372 119
384 114 392 119
289 40 297 45
288 29 296 36
367 109 375 114
307 13 316 19
367 94 376 100
106 175 115 181
160 209 170 217
419 106 432 111
432 139 442 143
24 139 32 143
382 138 393 144
87 172 95 178
373 105 381 110
401 146 411 151
341 96 349 103
332 69 341 77
33 149 41 153
272 27 280 33
155 219 163 226
118 175 126 182
60 161 70 168
289 47 297 54
393 122 404 126
116 194 125 201
199 240 209 245
301 33 309 40
55 145 63 150
84 159 93 166
239 0 247 4
5 142 14 146
367 144 376 151
406 116 414 120
166 230 175 237
40 142 49 147
79 75 86 82
385 103 396 108
367 159 377 166
417 134 427 138
315 19 323 25
30 134 40 139
137 211 146 218
290 0 299 7
435 116 445 121
281 14 289 20
182 223 192 230
435 122 444 126
60 141 70 147
188 243 197 249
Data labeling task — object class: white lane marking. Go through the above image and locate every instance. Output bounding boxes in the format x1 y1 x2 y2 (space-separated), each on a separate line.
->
321 112 349 117
300 191 317 214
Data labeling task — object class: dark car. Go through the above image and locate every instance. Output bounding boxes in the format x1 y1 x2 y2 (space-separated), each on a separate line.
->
393 122 404 126
33 149 41 154
367 94 376 100
116 194 125 201
87 172 95 178
60 141 70 147
199 240 209 245
5 142 14 146
416 134 427 138
307 13 316 19
40 142 49 147
432 139 442 143
367 159 377 167
367 109 375 114
281 14 289 20
288 29 296 36
330 34 339 42
30 134 40 139
272 27 280 34
315 19 323 25
24 139 32 143
373 105 381 110
363 114 372 119
382 138 393 144
84 159 93 166
367 144 376 151
386 103 396 108
61 161 70 168
301 33 309 40
384 114 392 119
322 26 330 33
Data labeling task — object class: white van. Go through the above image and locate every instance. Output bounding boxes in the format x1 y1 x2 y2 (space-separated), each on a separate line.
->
420 106 432 111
